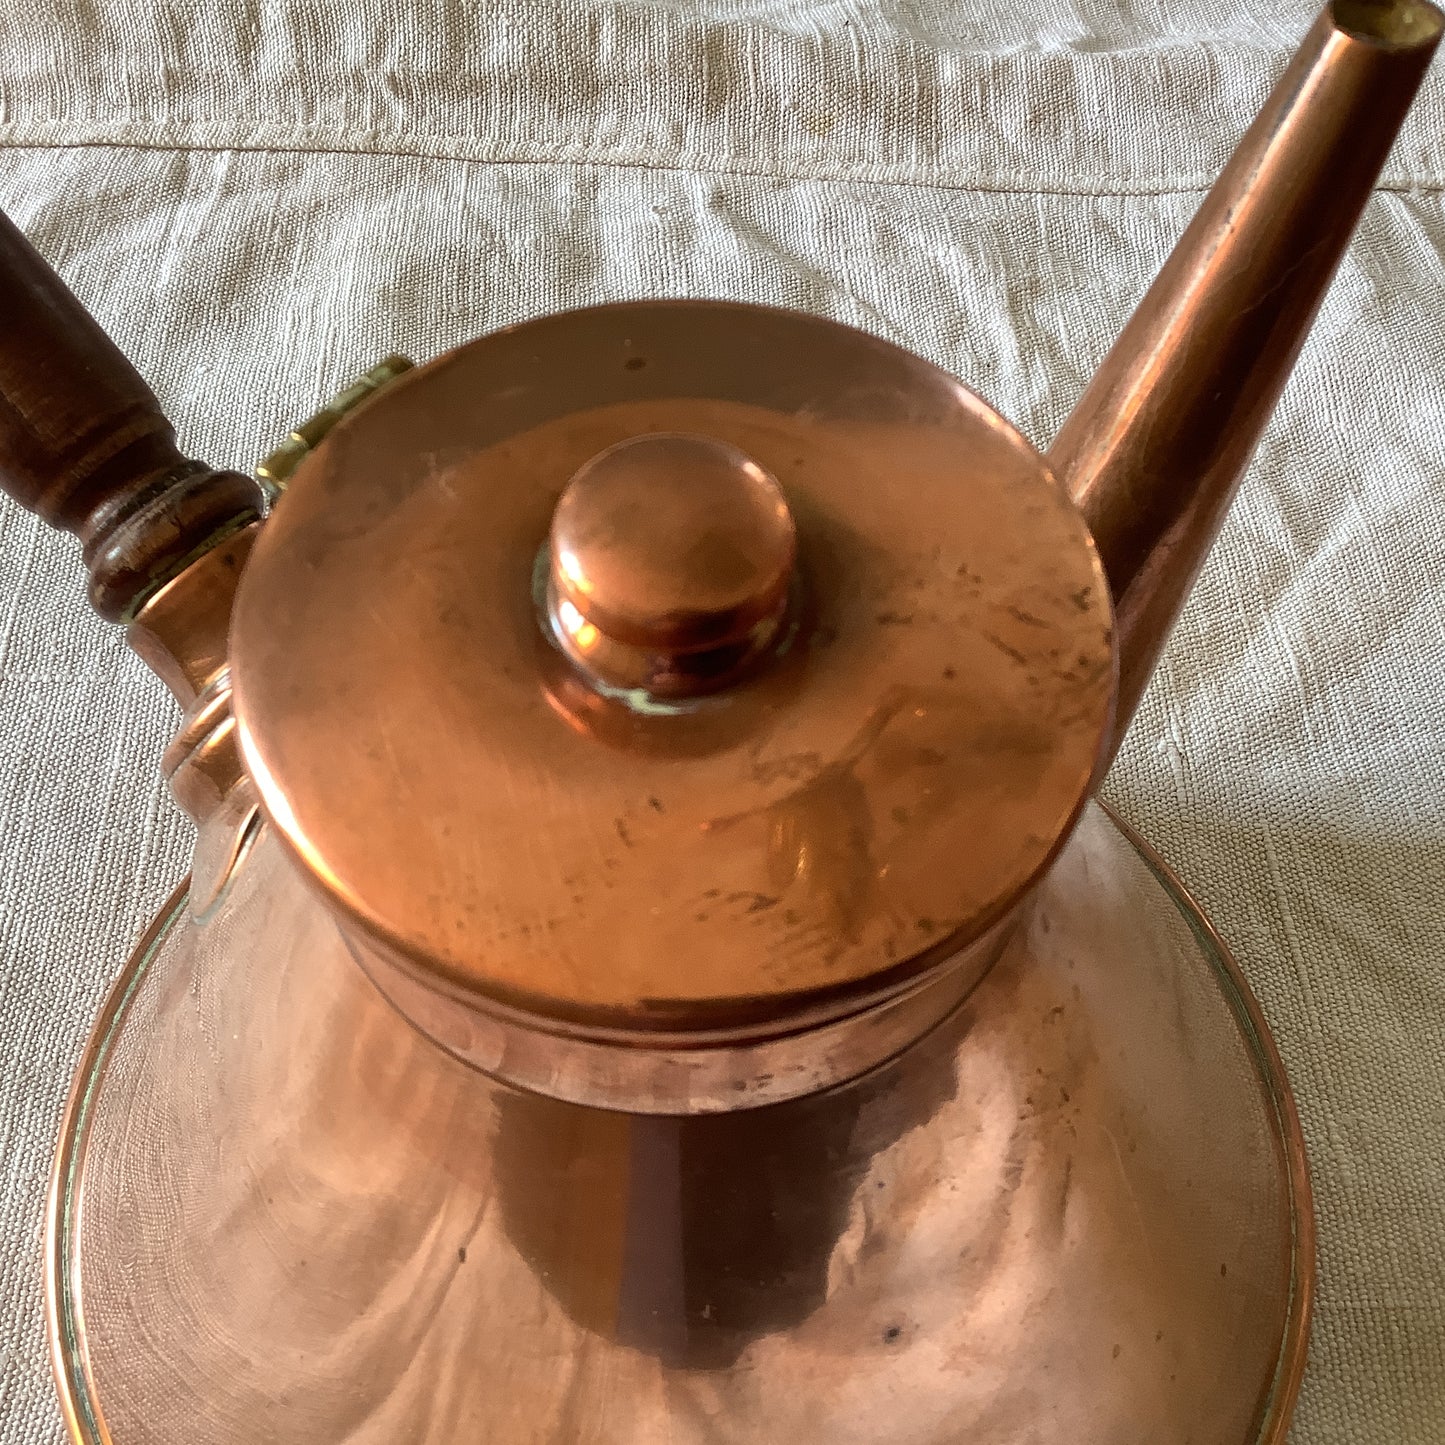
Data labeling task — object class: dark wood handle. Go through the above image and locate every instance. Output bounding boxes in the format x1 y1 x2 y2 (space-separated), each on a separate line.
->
0 207 263 619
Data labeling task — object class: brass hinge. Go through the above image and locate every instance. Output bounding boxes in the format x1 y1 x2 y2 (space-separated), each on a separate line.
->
255 354 415 500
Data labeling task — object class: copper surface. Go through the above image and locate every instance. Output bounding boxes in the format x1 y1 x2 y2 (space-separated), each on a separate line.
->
254 354 415 499
350 911 1014 1111
232 302 1115 1045
44 878 190 1445
46 802 1313 1444
29 6 1444 1436
128 524 257 708
1050 0 1443 751
547 431 797 695
117 524 260 833
1109 805 1317 1443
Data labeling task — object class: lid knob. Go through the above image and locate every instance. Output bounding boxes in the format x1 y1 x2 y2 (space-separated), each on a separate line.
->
546 431 796 697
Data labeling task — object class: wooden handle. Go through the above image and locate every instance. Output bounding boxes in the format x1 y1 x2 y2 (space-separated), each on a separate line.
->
0 207 263 620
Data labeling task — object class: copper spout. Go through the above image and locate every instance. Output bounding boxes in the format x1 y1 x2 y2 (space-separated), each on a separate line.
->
1050 0 1442 759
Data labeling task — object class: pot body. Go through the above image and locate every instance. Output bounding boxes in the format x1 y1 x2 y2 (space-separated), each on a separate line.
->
48 796 1309 1444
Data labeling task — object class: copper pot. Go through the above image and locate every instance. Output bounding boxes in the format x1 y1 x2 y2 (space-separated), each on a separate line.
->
3 4 1439 1441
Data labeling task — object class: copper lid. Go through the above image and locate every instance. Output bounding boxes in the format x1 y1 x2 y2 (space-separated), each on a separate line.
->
231 303 1115 1036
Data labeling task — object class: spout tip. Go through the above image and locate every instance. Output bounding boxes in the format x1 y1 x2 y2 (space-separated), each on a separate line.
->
1331 0 1444 49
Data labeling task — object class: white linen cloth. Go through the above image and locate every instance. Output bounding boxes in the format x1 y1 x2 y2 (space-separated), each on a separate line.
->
0 2 1442 1440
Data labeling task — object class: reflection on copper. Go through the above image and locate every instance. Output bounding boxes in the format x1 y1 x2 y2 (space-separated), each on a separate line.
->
48 806 1314 1441
543 431 799 696
1050 0 1442 756
491 1024 959 1369
232 350 1114 1040
6 4 1433 1439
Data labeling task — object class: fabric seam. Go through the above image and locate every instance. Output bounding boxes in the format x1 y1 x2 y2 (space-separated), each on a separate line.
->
3 129 1444 199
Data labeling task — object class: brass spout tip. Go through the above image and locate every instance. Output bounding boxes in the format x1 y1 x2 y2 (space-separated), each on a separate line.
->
1332 0 1444 47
